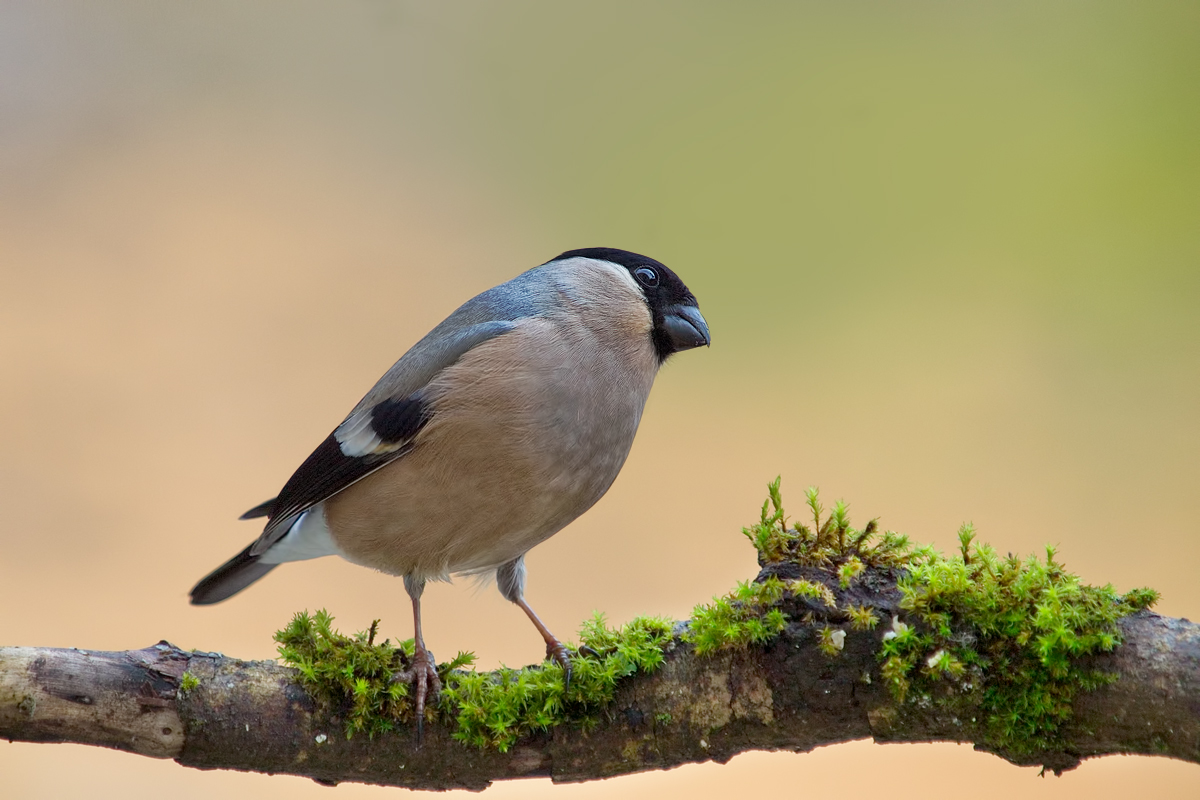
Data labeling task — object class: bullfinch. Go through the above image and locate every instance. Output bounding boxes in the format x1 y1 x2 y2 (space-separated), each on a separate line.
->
189 247 710 730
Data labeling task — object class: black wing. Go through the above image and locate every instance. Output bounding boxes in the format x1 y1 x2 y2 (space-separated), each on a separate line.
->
247 395 432 556
239 497 276 520
241 317 525 553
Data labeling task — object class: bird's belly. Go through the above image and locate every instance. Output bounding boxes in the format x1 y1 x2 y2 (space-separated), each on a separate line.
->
323 349 650 580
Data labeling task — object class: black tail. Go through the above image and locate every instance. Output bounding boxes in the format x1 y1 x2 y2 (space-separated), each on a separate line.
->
189 544 279 605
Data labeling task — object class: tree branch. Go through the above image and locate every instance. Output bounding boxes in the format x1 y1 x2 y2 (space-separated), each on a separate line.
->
1 566 1197 791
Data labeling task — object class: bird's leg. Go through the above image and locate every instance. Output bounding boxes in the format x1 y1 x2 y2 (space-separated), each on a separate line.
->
513 595 572 668
392 577 440 743
497 556 595 689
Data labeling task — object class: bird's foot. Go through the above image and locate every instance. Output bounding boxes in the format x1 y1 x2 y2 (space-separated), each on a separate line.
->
545 641 600 692
393 645 441 744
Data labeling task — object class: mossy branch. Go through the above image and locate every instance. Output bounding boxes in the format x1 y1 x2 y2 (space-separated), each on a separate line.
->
1 484 1197 790
1 596 1196 789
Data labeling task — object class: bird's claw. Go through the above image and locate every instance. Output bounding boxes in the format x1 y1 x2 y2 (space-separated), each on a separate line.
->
393 646 440 745
546 642 600 692
548 642 573 692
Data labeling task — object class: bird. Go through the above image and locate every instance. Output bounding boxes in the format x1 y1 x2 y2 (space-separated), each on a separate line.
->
189 247 710 733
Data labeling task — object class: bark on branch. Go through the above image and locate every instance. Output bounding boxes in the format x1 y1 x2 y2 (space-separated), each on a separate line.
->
1 569 1197 791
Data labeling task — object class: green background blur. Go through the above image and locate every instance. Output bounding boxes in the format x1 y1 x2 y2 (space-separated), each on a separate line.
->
1 2 1197 797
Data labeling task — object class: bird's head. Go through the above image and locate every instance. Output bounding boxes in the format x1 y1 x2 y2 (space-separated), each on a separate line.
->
550 247 710 363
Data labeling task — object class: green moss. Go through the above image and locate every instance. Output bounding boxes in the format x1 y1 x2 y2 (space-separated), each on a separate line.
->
274 478 1159 757
837 556 865 588
882 526 1158 755
788 578 837 608
817 625 846 657
847 604 880 631
1122 586 1160 610
275 611 425 738
742 477 921 572
443 614 672 751
686 578 789 655
686 477 913 656
179 672 200 693
275 610 671 750
697 477 1160 757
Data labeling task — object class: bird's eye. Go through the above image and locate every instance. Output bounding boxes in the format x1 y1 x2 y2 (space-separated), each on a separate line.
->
633 267 659 288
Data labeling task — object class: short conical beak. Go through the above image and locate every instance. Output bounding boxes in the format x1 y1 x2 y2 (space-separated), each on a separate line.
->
662 304 711 352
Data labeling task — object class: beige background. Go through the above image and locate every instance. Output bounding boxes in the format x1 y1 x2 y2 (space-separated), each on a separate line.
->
1 2 1197 797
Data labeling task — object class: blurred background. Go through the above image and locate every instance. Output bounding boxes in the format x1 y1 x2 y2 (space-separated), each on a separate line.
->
1 2 1197 797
